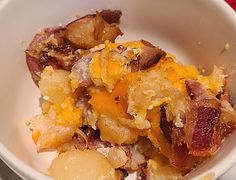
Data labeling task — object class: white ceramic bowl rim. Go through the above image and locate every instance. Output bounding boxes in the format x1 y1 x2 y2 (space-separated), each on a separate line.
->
0 0 236 179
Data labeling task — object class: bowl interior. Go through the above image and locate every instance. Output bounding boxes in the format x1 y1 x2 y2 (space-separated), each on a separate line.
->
0 0 236 179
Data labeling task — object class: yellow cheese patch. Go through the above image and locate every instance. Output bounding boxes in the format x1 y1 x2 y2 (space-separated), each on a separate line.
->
198 66 226 95
89 41 145 91
151 58 199 94
45 97 83 128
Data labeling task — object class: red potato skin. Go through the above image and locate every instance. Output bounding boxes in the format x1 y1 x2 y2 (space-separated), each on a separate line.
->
26 10 123 84
65 12 122 49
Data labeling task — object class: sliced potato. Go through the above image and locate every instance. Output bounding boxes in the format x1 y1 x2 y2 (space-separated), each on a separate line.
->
49 150 117 180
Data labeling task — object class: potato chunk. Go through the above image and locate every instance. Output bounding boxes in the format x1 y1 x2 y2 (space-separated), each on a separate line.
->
49 150 117 180
65 13 122 49
98 115 139 145
39 66 72 104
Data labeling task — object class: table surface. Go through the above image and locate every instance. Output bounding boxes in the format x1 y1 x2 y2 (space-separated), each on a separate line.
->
0 159 21 180
0 1 236 180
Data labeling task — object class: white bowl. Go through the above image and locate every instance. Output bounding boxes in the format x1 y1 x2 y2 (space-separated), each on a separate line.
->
0 0 236 179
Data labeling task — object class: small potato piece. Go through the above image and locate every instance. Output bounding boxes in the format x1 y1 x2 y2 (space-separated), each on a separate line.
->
107 146 128 168
65 14 122 49
98 115 139 145
39 66 72 104
49 150 117 180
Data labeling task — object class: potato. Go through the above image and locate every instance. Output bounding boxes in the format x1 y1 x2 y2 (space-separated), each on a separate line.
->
49 150 117 180
65 13 122 49
97 115 139 145
39 66 72 104
107 146 128 168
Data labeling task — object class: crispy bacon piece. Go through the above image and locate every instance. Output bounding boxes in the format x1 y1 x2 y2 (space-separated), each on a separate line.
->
130 46 166 71
185 80 221 156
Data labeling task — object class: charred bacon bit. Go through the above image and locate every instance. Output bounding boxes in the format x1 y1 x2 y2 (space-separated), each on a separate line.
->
85 127 111 149
65 12 122 49
160 107 172 143
130 46 166 71
185 80 221 156
115 169 128 180
100 9 122 24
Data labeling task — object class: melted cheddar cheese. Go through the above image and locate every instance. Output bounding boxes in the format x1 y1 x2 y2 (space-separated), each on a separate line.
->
89 41 144 92
43 97 83 128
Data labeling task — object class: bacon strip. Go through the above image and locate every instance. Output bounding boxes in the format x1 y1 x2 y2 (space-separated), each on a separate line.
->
185 80 221 156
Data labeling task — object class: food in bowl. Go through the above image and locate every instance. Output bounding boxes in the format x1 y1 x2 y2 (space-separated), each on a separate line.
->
25 10 236 179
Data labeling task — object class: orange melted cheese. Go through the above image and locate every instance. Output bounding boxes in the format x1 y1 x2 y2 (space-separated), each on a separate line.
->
89 41 144 91
43 97 83 128
151 58 199 94
89 79 130 119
